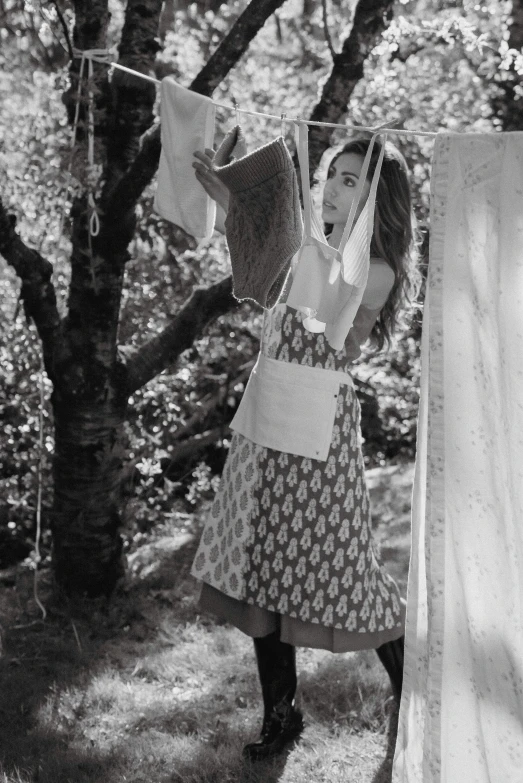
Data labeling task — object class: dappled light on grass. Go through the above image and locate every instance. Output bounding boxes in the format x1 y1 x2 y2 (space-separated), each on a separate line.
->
1 622 397 783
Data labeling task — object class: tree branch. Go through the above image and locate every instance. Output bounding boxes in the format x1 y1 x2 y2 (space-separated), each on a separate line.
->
189 0 288 95
105 0 290 225
125 275 241 394
305 0 396 178
0 197 61 381
171 361 254 441
102 0 163 196
165 427 227 467
321 0 337 60
51 0 74 60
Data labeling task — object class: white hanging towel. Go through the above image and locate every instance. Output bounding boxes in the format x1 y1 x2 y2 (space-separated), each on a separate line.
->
393 132 523 782
154 76 216 240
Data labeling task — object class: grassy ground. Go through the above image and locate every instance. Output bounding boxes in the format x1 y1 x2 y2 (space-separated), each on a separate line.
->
0 461 414 783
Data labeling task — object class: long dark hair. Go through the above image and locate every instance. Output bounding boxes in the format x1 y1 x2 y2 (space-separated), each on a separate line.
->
322 134 422 353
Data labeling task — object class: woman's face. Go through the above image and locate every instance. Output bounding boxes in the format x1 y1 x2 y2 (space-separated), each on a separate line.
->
321 152 371 225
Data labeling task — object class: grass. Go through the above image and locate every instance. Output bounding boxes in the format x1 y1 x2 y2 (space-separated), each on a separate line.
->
0 461 414 783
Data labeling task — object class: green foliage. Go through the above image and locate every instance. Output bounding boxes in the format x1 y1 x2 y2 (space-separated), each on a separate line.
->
0 49 69 567
0 314 54 567
0 0 72 72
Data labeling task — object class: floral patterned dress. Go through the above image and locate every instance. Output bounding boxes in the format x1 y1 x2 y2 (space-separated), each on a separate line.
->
191 297 405 651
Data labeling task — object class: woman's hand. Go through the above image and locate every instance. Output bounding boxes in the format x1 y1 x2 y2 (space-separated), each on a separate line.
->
192 148 230 213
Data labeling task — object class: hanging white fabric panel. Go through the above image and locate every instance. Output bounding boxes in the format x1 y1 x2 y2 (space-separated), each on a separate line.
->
393 132 523 782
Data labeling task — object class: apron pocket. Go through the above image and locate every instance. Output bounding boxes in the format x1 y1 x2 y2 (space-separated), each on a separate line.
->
230 366 340 461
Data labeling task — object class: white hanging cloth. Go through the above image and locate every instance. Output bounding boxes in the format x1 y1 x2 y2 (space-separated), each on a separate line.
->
393 132 523 781
154 76 216 240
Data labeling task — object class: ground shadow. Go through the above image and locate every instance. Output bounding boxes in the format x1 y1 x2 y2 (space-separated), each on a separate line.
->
0 531 297 783
0 605 127 781
0 532 201 781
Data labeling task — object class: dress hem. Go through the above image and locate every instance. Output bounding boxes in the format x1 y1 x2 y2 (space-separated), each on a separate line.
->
197 580 405 653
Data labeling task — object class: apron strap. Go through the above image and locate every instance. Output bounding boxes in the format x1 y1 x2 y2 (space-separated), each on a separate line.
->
339 134 387 288
337 131 385 253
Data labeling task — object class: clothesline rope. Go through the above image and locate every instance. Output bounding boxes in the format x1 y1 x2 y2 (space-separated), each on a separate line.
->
72 49 438 138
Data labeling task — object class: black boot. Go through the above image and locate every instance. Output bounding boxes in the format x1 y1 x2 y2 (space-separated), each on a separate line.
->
376 634 405 702
243 630 304 762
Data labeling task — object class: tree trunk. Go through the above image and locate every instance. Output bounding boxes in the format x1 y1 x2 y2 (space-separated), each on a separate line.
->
50 390 128 596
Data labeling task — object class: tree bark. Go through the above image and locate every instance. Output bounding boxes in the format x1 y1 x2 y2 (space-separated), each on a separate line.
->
50 389 129 596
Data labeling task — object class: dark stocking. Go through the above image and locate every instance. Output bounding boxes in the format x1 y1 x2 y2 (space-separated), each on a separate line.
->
376 634 405 702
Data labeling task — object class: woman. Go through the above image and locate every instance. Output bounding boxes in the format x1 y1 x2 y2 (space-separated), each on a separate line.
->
190 130 420 761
